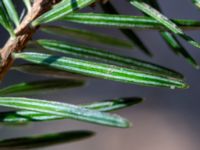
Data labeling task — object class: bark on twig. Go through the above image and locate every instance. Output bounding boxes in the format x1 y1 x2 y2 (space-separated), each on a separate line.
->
0 0 61 80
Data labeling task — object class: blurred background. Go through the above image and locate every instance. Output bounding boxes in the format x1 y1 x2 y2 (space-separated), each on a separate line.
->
0 0 200 150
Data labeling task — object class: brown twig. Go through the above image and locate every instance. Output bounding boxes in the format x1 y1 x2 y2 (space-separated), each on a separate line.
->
0 0 61 80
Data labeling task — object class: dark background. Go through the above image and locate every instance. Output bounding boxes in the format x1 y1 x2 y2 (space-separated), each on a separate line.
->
0 0 200 150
